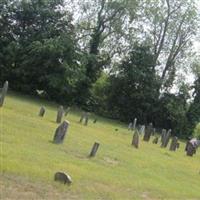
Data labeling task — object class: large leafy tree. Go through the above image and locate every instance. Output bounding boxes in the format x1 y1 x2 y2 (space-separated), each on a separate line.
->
0 0 84 103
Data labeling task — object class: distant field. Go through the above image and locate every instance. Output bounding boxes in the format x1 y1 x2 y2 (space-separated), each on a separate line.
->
1 92 200 200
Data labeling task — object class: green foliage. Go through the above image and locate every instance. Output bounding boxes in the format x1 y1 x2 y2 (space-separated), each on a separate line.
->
193 123 200 139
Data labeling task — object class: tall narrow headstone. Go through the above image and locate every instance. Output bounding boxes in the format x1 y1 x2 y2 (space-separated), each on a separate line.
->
56 106 64 123
169 136 178 151
89 142 100 157
0 81 9 107
162 129 171 148
132 130 139 148
161 129 167 146
38 106 45 117
53 120 69 144
84 112 89 126
143 123 153 142
132 118 137 130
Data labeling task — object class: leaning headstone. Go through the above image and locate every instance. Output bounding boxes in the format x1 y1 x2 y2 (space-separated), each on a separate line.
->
38 106 45 117
54 172 72 185
132 118 137 130
162 129 171 148
143 123 153 142
53 120 69 144
169 136 178 151
132 130 139 148
56 106 64 123
152 137 159 144
64 107 70 116
128 122 133 130
89 142 100 157
0 81 9 107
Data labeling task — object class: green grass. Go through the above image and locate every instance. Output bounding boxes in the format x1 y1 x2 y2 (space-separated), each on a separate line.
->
1 92 200 200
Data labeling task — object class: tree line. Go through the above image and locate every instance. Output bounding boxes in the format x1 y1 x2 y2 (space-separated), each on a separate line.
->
0 0 199 138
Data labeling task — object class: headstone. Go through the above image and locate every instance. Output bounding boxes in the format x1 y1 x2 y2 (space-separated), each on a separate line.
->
152 137 159 144
132 118 137 130
56 106 64 123
161 129 171 148
132 130 139 148
186 138 200 156
89 142 100 157
176 142 180 149
54 172 72 185
84 112 89 126
0 81 9 107
143 123 153 142
64 107 70 116
169 136 178 151
128 122 133 130
38 106 45 117
140 125 145 135
161 129 167 145
53 120 69 144
93 118 97 123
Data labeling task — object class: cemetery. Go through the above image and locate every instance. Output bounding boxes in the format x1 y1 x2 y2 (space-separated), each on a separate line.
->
0 0 200 199
0 90 200 199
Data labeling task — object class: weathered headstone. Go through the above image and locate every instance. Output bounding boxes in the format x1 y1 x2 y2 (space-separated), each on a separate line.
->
53 120 69 144
56 106 64 123
0 81 9 107
169 136 178 151
186 138 200 156
132 130 139 148
89 142 100 157
161 129 171 148
128 122 133 130
152 136 159 144
64 107 70 116
143 123 153 142
54 172 72 185
140 125 145 135
38 106 45 117
84 112 89 126
161 129 167 145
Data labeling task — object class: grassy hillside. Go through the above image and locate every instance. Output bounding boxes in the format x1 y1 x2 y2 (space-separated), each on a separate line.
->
1 92 200 200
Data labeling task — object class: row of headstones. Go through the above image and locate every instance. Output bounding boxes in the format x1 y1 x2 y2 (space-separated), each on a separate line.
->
39 106 99 156
0 81 9 107
129 120 199 156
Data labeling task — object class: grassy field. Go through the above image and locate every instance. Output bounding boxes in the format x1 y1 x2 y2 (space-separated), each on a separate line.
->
0 92 200 200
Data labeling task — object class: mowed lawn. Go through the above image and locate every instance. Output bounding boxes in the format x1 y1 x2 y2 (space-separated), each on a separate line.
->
0 92 200 200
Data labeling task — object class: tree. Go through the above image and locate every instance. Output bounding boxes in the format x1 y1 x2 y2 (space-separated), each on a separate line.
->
135 0 198 91
187 61 200 133
105 44 160 123
0 0 84 103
